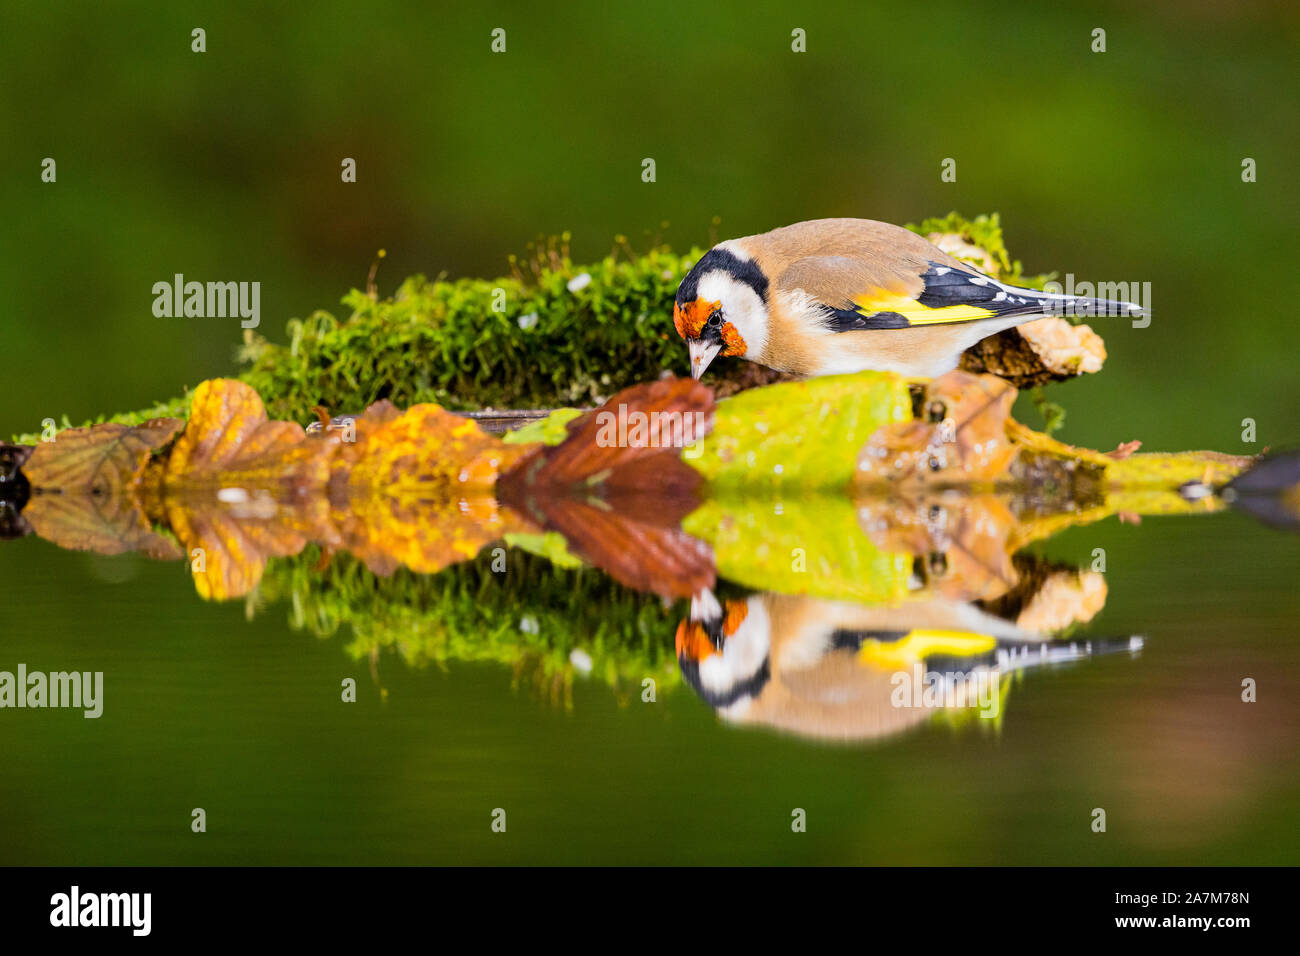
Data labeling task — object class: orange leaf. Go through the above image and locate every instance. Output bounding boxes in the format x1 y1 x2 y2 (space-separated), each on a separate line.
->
855 371 1019 486
164 379 332 490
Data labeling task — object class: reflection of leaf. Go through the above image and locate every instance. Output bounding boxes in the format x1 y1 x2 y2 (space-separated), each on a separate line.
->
20 419 184 558
166 490 338 600
153 380 538 598
22 492 182 559
498 377 715 598
525 492 714 598
504 531 584 568
333 493 528 577
684 495 909 604
857 495 1019 602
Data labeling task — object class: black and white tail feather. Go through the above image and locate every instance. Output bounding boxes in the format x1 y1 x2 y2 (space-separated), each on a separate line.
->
825 261 1146 333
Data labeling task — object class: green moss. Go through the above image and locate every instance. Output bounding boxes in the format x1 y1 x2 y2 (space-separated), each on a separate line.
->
11 392 194 445
1030 387 1068 436
905 212 1052 289
237 245 704 422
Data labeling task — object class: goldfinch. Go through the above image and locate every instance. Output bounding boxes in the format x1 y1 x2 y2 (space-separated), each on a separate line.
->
673 218 1143 379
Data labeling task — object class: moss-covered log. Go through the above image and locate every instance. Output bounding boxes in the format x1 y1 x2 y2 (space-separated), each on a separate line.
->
13 213 1091 443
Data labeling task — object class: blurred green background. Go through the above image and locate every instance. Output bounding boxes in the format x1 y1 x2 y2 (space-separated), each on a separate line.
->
2 0 1297 450
2 1 1299 866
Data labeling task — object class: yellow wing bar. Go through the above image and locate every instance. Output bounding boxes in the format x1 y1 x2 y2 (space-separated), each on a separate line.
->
853 290 998 326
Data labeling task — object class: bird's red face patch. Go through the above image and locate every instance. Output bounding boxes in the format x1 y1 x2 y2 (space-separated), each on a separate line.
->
675 600 749 662
719 322 746 357
675 620 716 662
721 599 748 635
674 298 748 357
673 298 718 340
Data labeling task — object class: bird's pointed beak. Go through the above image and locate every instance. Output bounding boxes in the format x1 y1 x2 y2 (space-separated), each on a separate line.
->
689 339 722 379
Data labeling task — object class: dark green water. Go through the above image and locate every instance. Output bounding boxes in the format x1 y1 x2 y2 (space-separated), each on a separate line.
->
2 507 1296 865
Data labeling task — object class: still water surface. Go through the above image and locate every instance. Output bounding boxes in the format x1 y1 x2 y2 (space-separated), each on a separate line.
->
2 505 1296 865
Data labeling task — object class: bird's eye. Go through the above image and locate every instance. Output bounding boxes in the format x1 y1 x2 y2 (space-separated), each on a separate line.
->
707 311 722 328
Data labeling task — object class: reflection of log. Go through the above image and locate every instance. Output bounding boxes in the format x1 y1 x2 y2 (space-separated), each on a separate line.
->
461 364 794 427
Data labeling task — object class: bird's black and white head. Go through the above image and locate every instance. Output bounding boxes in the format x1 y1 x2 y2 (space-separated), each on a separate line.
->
673 244 771 378
675 591 772 717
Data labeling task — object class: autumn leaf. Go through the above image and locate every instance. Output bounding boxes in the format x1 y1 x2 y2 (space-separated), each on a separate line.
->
505 376 712 487
166 488 342 600
164 379 332 490
854 371 1019 487
24 418 184 494
517 492 714 598
18 419 184 557
336 401 533 495
326 398 538 576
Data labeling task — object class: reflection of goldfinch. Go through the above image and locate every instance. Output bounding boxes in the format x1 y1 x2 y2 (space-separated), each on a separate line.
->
673 591 1029 741
673 218 1142 379
674 590 1138 742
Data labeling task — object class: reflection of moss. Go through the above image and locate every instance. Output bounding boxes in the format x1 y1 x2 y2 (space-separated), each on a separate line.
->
253 546 683 703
